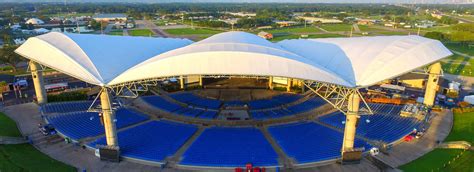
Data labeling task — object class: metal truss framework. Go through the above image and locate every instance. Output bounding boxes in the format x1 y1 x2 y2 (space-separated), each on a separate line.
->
410 64 444 76
303 81 373 116
106 74 373 116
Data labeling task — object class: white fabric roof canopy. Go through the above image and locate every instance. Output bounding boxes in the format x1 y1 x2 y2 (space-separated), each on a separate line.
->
15 31 452 88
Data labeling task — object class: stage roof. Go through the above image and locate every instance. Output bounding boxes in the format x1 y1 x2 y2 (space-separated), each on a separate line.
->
15 31 452 88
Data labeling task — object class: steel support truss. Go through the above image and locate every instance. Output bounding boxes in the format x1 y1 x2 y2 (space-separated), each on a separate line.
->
106 75 374 116
303 81 373 116
410 65 444 76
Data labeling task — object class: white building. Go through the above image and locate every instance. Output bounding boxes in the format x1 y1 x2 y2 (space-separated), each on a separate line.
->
25 18 45 25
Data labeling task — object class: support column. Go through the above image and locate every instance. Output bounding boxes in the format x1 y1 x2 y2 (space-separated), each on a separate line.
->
100 88 118 146
342 92 360 152
29 61 47 104
286 78 292 92
301 80 305 93
199 75 203 87
268 76 274 90
180 76 185 89
423 62 442 107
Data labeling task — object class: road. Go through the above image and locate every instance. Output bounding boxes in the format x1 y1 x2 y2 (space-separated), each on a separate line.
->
443 14 474 24
138 20 171 38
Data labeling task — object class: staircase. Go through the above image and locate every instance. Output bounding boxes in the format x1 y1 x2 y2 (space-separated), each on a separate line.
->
165 126 206 167
259 126 294 169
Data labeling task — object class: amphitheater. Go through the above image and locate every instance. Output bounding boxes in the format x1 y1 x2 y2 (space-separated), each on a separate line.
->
13 31 454 171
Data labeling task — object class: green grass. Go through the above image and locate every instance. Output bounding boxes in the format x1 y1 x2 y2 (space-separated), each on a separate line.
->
107 30 123 36
441 54 474 77
0 112 21 137
445 43 474 56
320 24 353 32
164 28 222 35
444 111 474 143
265 26 322 34
0 144 76 172
128 29 153 36
399 149 473 172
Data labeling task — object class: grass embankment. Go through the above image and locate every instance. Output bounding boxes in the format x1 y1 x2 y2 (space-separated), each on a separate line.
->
0 113 76 171
0 112 22 137
399 112 474 172
441 54 474 77
128 29 154 36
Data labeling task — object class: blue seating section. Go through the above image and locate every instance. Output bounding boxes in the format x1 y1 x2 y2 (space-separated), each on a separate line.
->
223 101 247 107
248 94 302 109
41 101 94 114
142 96 182 112
319 104 421 143
170 92 221 109
88 120 197 163
268 122 371 164
286 97 326 114
181 127 279 167
250 109 294 120
198 110 218 119
250 97 326 120
46 108 149 140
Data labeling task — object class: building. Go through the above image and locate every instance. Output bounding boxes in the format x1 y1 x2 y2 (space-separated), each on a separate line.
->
297 16 343 24
257 31 273 39
25 18 45 25
275 21 299 27
92 14 127 22
357 19 374 25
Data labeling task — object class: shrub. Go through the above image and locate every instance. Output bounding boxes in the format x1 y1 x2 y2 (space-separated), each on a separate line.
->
47 91 88 102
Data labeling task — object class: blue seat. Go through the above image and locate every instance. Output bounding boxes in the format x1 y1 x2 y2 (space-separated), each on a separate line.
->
181 127 279 167
268 122 371 164
88 120 197 163
46 108 149 140
142 96 183 112
248 94 302 110
41 101 95 114
319 103 421 143
170 92 221 109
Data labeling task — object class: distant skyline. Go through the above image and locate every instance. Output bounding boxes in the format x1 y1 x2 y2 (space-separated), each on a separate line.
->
0 0 473 4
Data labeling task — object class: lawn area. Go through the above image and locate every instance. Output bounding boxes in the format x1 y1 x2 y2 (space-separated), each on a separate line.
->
444 111 474 143
107 30 123 36
320 24 353 32
444 43 474 56
128 29 153 36
0 144 76 172
400 111 474 172
0 112 22 137
164 28 222 35
266 26 321 34
441 54 474 77
399 149 473 172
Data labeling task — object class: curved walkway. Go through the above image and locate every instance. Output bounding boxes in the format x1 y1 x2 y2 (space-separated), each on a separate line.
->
374 110 453 168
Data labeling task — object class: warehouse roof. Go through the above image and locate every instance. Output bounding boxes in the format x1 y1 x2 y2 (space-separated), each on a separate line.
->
15 31 452 88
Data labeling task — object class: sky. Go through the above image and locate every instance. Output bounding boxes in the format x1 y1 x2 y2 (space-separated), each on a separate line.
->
0 0 472 4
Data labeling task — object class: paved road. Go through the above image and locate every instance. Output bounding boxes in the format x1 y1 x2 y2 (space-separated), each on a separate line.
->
139 20 170 38
443 14 473 24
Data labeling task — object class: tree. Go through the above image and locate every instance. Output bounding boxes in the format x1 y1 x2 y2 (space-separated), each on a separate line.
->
0 45 22 73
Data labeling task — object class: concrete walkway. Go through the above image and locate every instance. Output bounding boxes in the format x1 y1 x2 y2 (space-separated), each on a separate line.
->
376 110 453 168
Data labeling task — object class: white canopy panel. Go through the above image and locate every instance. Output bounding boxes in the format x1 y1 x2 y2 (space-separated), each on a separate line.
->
16 31 452 88
15 32 193 85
